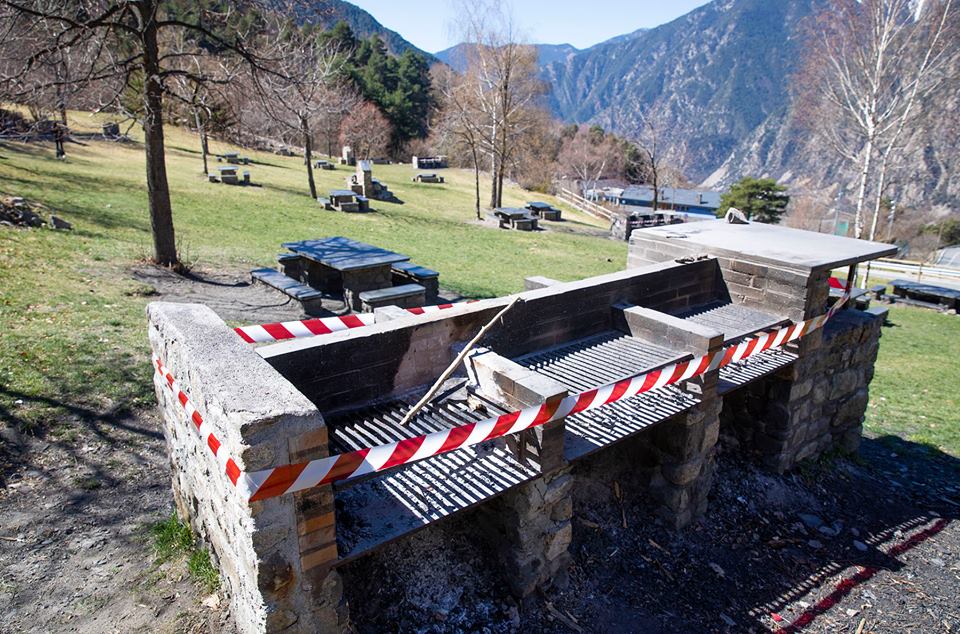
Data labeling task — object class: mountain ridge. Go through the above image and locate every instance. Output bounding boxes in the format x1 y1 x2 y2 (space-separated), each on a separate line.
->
289 0 436 61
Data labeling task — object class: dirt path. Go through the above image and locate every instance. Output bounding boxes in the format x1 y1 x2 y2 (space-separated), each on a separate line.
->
0 403 224 633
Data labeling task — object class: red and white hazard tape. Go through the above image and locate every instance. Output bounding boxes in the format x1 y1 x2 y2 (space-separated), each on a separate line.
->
157 285 851 503
234 303 467 344
153 355 244 490
239 291 851 501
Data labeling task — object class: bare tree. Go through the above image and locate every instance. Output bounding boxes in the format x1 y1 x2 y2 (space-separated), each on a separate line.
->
455 0 543 208
338 100 391 161
0 0 274 267
317 90 358 159
557 125 625 195
801 0 956 244
255 28 349 199
166 34 238 176
433 63 485 218
622 106 673 211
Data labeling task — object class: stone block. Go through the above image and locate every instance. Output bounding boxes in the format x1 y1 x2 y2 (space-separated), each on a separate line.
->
661 456 704 487
829 369 859 400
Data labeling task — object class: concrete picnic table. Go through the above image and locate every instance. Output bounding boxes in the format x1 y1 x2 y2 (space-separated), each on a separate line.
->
890 278 960 311
282 236 410 311
494 207 539 231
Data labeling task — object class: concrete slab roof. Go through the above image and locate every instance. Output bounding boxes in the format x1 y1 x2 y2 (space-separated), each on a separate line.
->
634 220 898 272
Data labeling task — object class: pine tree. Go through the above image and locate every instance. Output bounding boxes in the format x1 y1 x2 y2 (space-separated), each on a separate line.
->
717 177 790 224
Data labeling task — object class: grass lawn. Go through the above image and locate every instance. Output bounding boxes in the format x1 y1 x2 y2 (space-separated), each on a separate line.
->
0 110 623 436
864 305 960 456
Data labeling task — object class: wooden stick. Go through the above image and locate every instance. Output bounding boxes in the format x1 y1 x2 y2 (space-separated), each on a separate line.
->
399 296 522 426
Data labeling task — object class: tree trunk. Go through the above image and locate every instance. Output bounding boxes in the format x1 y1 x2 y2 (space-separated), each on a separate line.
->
54 126 65 159
496 161 505 209
489 151 499 208
471 145 481 220
496 132 507 208
862 149 893 287
651 165 659 211
194 109 209 175
853 135 874 240
302 116 317 200
141 4 178 267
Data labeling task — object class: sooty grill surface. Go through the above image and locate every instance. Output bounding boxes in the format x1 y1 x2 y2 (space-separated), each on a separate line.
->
327 395 541 562
515 331 700 460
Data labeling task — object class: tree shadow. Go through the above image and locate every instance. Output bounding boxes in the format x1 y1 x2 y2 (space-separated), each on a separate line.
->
558 434 960 633
0 358 160 490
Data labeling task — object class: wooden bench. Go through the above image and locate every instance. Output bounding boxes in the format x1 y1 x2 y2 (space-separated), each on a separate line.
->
358 283 425 312
392 262 439 301
890 279 960 312
251 267 324 314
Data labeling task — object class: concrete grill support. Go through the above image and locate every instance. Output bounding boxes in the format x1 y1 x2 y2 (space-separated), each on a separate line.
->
148 225 895 630
467 349 573 596
628 220 896 472
615 304 724 527
147 303 348 634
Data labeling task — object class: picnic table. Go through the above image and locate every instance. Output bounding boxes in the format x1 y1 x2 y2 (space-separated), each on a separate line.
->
495 207 539 231
526 201 561 221
890 279 960 311
216 152 250 165
323 189 369 212
283 237 410 311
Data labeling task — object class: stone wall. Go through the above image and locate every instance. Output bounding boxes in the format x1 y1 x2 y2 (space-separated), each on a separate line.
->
263 259 726 413
721 306 887 468
629 231 830 322
147 303 348 633
626 228 879 472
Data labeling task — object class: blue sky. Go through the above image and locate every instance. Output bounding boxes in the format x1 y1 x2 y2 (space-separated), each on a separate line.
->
348 0 712 53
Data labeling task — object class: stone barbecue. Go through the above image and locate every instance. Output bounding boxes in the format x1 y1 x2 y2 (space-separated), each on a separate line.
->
147 221 894 633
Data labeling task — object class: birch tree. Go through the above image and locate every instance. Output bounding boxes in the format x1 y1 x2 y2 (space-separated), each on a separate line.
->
802 0 956 243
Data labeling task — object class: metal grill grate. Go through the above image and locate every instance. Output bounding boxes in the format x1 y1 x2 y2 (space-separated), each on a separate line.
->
677 301 787 341
677 302 797 392
327 394 509 455
328 395 542 563
718 348 798 394
515 331 700 460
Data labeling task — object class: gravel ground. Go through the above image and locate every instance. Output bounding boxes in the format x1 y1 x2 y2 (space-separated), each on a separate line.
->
2 266 957 633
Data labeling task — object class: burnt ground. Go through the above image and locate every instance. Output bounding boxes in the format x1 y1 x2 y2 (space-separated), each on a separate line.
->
2 265 959 633
345 438 960 634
